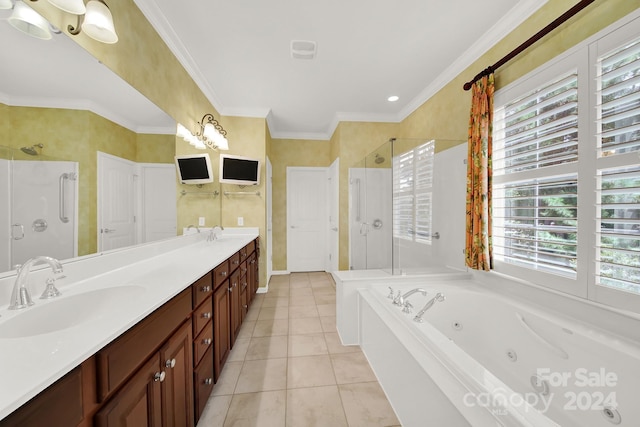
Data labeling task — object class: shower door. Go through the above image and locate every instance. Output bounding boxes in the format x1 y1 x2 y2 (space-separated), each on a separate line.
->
11 160 78 267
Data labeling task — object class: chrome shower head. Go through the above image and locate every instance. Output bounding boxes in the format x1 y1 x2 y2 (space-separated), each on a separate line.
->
20 144 43 156
374 153 385 164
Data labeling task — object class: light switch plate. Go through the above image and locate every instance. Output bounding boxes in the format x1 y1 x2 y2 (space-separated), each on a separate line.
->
237 216 244 226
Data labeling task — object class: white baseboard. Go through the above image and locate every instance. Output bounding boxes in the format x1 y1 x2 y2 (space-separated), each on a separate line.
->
272 270 290 275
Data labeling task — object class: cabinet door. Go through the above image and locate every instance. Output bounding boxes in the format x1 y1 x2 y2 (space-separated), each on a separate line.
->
229 269 241 346
159 321 194 427
95 355 163 427
213 282 231 380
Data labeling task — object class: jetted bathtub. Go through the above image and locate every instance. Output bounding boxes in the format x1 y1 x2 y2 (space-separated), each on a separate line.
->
358 280 640 426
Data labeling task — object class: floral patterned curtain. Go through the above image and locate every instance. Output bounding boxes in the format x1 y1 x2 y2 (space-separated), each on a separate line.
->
465 73 494 271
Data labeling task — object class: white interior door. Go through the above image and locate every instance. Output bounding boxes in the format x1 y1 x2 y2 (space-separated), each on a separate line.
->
287 167 327 272
327 159 339 272
266 157 273 282
0 159 11 271
141 163 176 243
98 152 137 252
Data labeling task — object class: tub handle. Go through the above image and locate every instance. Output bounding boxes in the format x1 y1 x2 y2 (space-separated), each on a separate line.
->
516 313 568 360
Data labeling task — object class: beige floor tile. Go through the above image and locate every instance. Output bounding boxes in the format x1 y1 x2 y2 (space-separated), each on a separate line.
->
266 287 290 297
290 287 314 297
338 382 400 427
320 315 337 332
235 320 255 340
316 303 336 316
288 304 319 318
235 358 287 393
244 306 260 322
331 352 378 384
286 386 348 427
212 361 243 396
308 272 330 281
289 295 316 306
245 335 288 360
196 395 232 427
224 390 286 427
257 306 289 320
312 284 335 294
287 355 336 388
227 337 250 362
261 296 289 308
290 280 312 289
252 318 289 337
314 294 337 306
288 333 328 357
288 317 323 335
324 332 360 354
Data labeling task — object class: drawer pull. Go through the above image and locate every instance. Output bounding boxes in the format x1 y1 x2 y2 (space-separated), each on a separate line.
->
220 271 227 277
204 378 213 385
154 371 166 382
233 260 239 265
228 287 233 293
165 358 176 369
243 304 248 309
200 285 211 292
202 312 212 319
202 338 212 345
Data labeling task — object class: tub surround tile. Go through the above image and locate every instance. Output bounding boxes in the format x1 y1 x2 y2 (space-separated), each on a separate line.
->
286 386 348 427
224 390 286 427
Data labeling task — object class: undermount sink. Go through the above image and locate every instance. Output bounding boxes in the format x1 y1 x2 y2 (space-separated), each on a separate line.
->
0 285 145 338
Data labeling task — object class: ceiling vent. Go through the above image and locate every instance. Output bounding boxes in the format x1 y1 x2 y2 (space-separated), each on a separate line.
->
290 40 317 60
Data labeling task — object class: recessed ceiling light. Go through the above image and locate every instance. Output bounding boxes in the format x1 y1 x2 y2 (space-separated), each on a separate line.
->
387 95 399 102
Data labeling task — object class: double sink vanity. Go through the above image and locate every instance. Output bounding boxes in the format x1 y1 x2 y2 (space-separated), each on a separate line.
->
0 228 260 426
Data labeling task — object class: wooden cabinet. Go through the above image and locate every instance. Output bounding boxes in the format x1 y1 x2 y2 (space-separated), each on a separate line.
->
229 268 242 346
159 321 194 427
213 280 230 380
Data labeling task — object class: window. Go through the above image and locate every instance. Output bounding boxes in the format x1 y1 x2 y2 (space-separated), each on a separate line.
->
392 140 434 243
492 10 640 311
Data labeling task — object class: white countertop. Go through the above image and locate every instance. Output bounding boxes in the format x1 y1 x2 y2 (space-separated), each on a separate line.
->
0 228 258 420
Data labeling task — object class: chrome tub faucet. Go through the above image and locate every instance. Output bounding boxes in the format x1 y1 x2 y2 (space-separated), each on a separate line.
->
9 256 64 310
413 292 445 323
393 287 428 307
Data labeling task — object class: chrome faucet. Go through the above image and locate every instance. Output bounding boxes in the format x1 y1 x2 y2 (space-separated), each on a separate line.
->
186 225 201 233
207 225 224 242
9 256 64 310
393 287 428 307
413 292 445 323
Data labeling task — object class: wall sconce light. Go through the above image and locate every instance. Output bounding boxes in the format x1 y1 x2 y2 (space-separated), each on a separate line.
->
7 1 53 40
5 0 118 43
176 114 229 151
68 0 118 44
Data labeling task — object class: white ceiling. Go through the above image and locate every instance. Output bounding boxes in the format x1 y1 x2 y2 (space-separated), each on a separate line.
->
1 1 547 139
134 0 547 140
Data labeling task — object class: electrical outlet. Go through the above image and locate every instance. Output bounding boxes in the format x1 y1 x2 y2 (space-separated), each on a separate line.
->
198 217 205 226
237 216 244 226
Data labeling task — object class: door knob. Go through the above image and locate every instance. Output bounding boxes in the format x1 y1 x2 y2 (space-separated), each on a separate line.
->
102 228 116 233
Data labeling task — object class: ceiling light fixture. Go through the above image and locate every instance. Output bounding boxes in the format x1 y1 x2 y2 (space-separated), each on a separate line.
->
387 95 399 102
47 0 85 14
8 1 52 40
177 114 229 151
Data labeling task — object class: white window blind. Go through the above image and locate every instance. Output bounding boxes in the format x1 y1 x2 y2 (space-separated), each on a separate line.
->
494 71 580 278
494 72 579 174
392 141 434 243
597 166 640 294
597 37 640 157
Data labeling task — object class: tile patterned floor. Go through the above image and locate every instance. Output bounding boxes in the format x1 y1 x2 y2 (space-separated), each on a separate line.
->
196 272 401 427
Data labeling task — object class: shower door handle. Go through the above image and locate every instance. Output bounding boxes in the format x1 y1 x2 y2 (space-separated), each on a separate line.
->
11 224 24 240
59 173 70 223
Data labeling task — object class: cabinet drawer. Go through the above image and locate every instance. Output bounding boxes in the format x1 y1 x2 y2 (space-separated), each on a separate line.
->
96 288 192 402
246 240 256 255
194 347 214 422
239 246 248 262
193 297 213 338
193 320 213 366
213 261 229 290
229 252 240 272
192 272 213 309
240 260 248 278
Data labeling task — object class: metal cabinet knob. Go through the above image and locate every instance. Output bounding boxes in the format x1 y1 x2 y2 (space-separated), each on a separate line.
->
204 378 213 385
202 312 211 319
202 338 212 345
243 304 248 309
154 371 166 382
201 285 211 292
165 358 176 369
220 271 227 277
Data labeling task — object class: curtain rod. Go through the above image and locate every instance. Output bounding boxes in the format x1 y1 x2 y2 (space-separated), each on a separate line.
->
463 0 597 91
